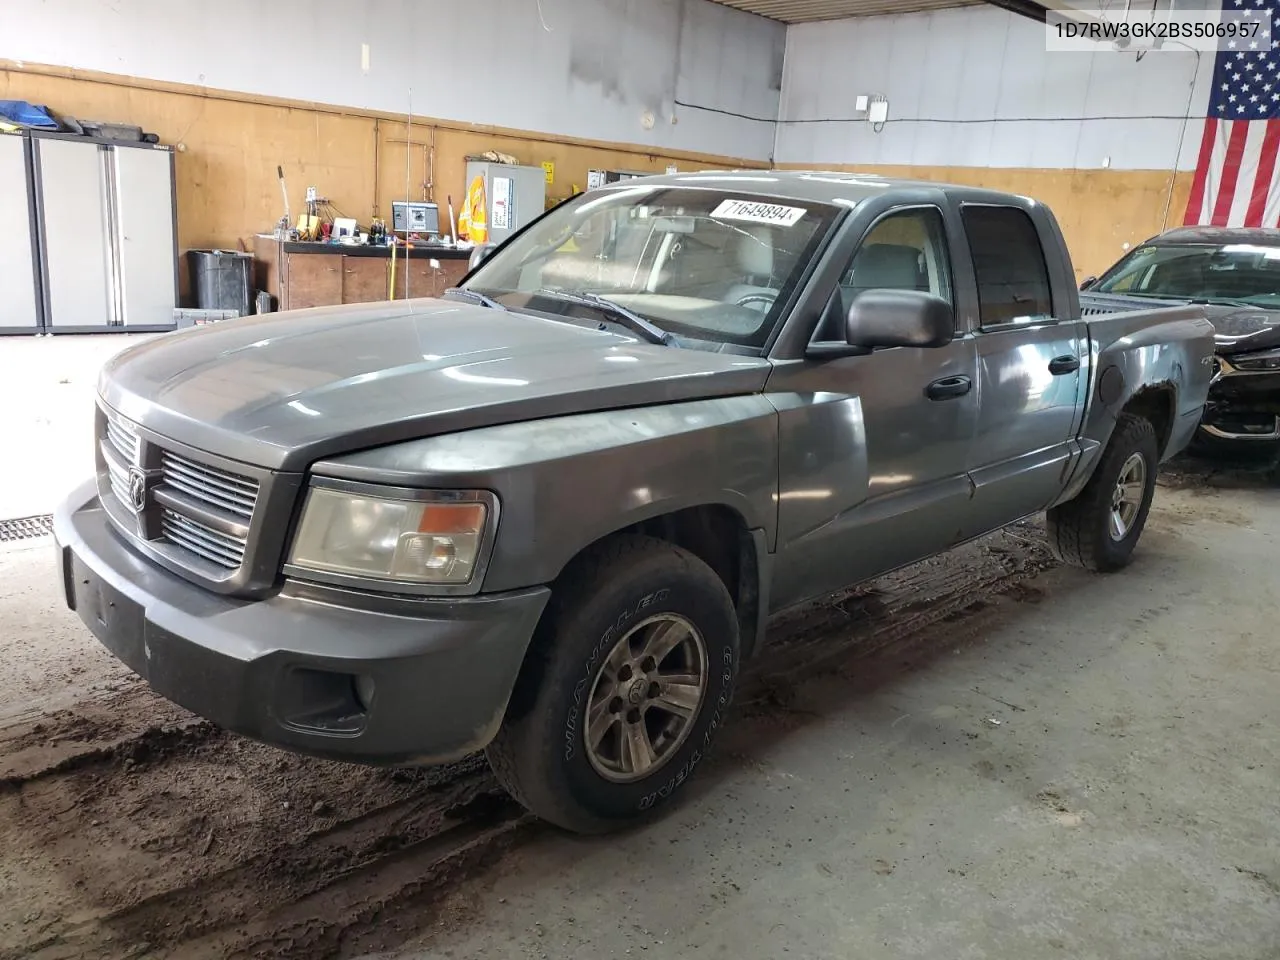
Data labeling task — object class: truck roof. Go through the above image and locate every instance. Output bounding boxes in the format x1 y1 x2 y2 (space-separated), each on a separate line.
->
1147 225 1280 247
599 169 1043 209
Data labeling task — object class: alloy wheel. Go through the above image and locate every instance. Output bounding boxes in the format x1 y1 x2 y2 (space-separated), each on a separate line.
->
583 613 708 783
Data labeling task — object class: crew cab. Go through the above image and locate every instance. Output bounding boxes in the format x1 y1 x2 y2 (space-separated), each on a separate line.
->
54 172 1215 834
1082 226 1280 455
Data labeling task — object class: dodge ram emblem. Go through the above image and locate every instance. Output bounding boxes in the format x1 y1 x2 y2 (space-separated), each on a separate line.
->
127 467 149 514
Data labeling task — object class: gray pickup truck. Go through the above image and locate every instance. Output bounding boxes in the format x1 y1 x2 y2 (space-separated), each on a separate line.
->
55 172 1215 833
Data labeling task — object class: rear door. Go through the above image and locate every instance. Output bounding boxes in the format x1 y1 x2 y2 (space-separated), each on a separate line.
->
959 204 1088 539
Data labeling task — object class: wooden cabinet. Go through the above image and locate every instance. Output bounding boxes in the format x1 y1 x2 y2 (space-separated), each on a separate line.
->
392 256 470 300
283 253 342 310
439 258 470 291
253 235 473 313
343 256 389 304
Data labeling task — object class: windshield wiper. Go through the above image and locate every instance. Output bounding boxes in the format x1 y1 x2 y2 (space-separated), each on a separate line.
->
443 287 505 310
1104 291 1262 309
1189 297 1261 309
534 289 672 346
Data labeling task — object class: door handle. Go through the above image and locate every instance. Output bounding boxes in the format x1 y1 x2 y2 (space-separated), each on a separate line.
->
1049 355 1080 375
925 375 972 401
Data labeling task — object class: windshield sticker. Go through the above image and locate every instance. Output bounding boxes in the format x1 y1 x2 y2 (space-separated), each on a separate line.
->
711 199 807 227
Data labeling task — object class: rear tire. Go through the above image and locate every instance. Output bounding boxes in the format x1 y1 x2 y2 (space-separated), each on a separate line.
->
485 535 739 834
1046 413 1158 572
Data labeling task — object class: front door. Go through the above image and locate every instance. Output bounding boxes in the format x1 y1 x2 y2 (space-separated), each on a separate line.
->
957 204 1088 539
767 204 980 611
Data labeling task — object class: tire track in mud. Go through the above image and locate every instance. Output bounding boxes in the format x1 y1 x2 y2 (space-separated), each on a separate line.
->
748 517 1054 690
0 737 507 960
23 782 520 960
1 717 217 792
0 521 1053 960
181 809 531 960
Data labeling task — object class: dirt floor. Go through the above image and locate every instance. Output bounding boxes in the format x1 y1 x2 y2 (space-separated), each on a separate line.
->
1 451 1277 959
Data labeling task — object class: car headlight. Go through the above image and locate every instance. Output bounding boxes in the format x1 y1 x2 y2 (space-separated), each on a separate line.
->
286 483 495 588
1229 348 1280 372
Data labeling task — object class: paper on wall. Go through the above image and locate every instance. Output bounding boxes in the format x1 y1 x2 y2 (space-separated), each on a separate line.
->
492 176 512 230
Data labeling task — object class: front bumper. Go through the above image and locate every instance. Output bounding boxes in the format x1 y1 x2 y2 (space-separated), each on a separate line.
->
1201 360 1280 441
53 479 549 766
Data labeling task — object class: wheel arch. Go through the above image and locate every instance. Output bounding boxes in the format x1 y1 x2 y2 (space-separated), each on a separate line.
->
563 503 766 659
1121 381 1177 459
503 503 768 726
1056 370 1178 508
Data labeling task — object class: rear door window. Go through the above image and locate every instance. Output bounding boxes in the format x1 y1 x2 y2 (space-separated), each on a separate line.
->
961 206 1055 327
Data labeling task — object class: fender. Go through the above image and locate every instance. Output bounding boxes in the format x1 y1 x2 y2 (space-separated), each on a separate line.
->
1052 305 1214 506
311 394 782 593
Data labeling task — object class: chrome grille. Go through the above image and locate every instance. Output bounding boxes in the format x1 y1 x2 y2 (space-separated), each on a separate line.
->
105 415 140 464
105 454 130 506
98 406 262 579
160 451 258 521
160 509 246 569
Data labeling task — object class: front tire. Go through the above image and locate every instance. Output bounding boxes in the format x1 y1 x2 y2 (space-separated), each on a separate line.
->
1046 413 1159 572
485 535 739 834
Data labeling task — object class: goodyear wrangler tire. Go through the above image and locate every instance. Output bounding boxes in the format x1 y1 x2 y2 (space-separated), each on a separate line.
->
485 535 739 834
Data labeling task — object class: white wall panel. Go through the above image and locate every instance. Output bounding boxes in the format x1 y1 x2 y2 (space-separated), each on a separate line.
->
6 0 784 161
7 0 1222 170
776 5 1216 170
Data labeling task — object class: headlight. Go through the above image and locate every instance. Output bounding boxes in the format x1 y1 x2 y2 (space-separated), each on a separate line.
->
286 483 494 587
1229 349 1280 372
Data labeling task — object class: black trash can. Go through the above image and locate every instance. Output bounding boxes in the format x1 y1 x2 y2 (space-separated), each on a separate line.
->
187 249 254 318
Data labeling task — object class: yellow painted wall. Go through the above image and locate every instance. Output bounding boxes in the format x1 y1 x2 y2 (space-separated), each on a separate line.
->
777 163 1193 282
1 62 762 262
2 61 1188 290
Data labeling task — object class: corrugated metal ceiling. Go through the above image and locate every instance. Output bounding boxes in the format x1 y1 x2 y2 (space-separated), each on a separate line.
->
709 0 984 23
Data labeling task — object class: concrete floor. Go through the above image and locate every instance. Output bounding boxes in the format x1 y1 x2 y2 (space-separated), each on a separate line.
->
386 483 1280 960
2 479 1276 959
1 336 1278 959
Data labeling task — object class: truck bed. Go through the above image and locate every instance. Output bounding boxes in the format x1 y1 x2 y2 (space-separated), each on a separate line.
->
1079 291 1190 316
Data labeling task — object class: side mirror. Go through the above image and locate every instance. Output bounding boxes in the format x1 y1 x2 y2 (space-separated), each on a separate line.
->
846 288 954 349
1079 275 1097 290
468 242 499 271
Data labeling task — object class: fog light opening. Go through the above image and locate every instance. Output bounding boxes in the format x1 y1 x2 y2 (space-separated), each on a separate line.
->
353 674 376 711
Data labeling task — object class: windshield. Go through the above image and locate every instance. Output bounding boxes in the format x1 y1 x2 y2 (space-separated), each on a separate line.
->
461 185 842 348
1092 241 1280 307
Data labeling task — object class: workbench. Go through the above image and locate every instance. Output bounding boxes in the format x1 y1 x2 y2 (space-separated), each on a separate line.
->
253 235 473 312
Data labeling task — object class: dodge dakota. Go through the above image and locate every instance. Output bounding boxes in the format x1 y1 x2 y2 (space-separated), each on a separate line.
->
55 172 1215 833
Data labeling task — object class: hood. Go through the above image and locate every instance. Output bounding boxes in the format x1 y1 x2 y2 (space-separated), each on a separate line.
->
99 298 772 471
1200 305 1280 354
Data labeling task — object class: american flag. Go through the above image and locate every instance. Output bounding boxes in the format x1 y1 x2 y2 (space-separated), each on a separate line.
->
1184 0 1280 227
